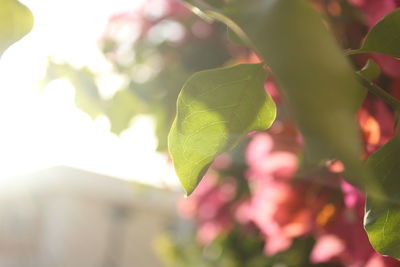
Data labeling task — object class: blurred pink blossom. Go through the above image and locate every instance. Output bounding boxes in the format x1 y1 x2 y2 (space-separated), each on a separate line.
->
311 234 346 263
349 0 397 26
311 181 399 266
244 132 316 255
251 181 313 255
178 172 237 245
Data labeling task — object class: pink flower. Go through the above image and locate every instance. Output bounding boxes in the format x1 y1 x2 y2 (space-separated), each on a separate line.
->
311 234 346 263
372 55 400 79
178 172 237 245
250 181 312 255
245 133 298 183
349 0 398 26
360 98 395 153
365 253 400 267
210 153 232 170
311 181 399 266
244 132 316 255
264 79 281 103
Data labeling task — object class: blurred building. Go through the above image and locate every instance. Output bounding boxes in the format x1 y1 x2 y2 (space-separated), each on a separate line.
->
0 166 181 267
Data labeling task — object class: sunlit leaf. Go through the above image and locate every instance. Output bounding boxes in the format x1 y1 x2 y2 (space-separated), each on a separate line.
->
185 0 371 189
43 61 103 119
359 8 400 58
168 64 276 195
0 0 33 56
365 133 400 260
105 90 144 135
73 68 103 119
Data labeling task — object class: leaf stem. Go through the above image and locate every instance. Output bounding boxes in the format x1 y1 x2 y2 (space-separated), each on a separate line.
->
357 72 400 111
344 49 362 56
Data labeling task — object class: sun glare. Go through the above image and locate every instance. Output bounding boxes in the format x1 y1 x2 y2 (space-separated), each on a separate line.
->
0 0 179 189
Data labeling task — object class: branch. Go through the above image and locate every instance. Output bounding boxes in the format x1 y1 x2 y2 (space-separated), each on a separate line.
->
356 72 400 111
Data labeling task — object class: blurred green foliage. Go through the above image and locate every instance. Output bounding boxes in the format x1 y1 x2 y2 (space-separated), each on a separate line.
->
0 0 33 56
156 226 342 267
42 7 236 150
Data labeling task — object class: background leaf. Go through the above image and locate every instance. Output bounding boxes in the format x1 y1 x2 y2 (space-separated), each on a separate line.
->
360 8 400 58
229 0 365 167
365 133 400 260
168 64 276 195
43 61 103 119
105 90 145 135
0 0 33 57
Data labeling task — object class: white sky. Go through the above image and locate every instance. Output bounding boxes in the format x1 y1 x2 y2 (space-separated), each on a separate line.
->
0 0 180 189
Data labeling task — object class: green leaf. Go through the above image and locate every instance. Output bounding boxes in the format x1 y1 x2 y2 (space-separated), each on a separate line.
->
186 0 371 189
232 0 366 163
0 0 33 56
105 90 143 135
226 27 247 46
358 59 381 81
43 61 103 119
359 8 400 58
168 64 276 195
365 133 400 259
73 68 103 119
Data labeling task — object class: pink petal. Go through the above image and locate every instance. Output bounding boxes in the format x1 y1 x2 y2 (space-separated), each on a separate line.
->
264 234 292 256
311 235 346 263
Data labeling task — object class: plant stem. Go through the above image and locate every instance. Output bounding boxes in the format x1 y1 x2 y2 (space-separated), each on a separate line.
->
356 72 400 111
344 48 367 56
